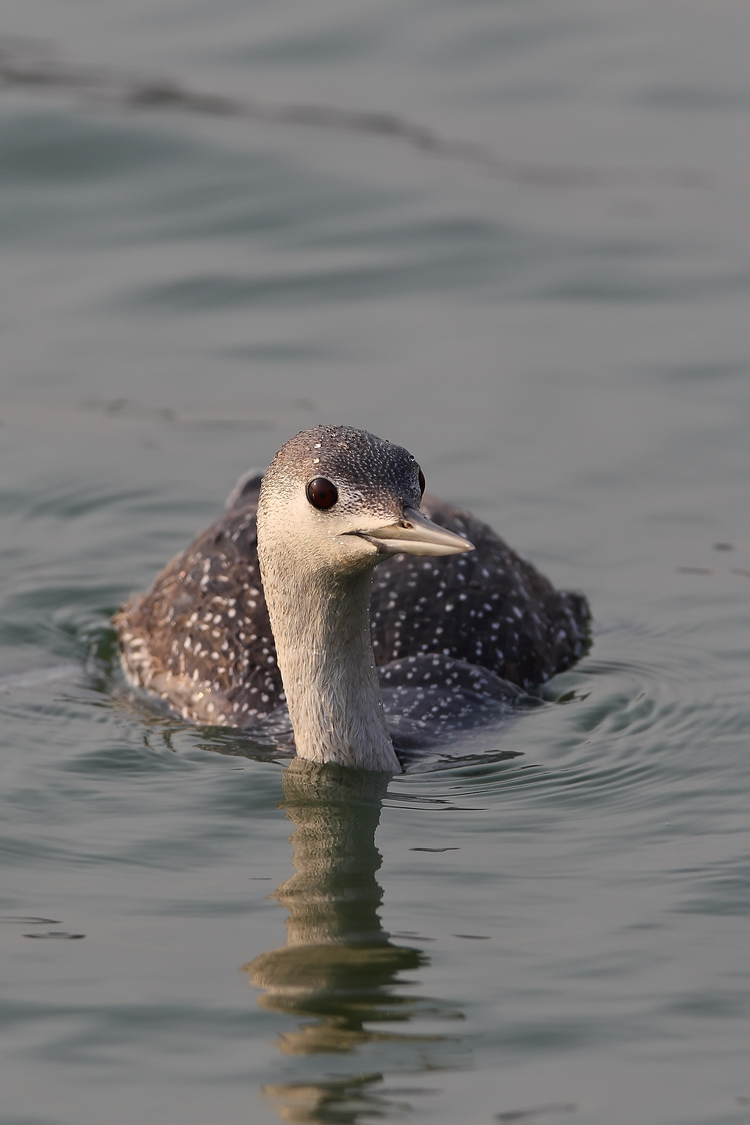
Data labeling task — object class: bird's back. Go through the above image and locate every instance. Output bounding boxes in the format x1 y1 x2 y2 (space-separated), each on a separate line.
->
115 476 589 730
370 495 589 692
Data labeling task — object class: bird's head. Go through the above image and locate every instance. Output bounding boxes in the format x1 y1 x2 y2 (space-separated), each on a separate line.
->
257 425 474 581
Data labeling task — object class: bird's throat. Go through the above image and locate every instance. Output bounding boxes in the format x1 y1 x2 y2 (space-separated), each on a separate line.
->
260 561 401 773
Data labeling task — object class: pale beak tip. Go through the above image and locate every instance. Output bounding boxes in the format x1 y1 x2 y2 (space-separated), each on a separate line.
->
361 507 477 557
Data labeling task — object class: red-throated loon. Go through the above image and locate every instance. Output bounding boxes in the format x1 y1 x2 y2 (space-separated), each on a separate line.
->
115 425 589 771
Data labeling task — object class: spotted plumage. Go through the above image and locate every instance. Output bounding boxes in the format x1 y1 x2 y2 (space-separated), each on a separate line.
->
370 495 589 692
116 446 590 750
115 474 283 727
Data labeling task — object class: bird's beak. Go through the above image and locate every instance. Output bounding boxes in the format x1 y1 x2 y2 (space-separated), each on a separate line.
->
356 506 474 557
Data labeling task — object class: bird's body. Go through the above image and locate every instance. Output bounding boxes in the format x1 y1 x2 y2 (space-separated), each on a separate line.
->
116 426 589 769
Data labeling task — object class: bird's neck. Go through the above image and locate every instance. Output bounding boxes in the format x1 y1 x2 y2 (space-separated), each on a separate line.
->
260 559 400 773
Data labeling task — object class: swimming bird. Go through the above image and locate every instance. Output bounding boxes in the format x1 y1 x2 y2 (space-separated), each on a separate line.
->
115 425 589 770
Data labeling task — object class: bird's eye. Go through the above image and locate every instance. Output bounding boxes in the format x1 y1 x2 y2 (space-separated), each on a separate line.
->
306 477 339 510
418 469 426 497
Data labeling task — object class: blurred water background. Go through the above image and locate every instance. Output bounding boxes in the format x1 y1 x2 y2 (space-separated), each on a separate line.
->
2 2 750 1123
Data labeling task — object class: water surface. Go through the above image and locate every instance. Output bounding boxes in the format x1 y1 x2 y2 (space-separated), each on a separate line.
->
1 2 750 1123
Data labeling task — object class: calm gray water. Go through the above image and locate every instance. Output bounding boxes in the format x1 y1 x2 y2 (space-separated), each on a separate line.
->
2 2 750 1123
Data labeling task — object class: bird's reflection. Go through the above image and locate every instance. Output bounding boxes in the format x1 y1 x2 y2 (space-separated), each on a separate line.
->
246 759 462 1123
246 760 424 1054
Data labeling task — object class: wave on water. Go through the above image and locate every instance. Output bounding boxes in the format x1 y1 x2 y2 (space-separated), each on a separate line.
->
0 36 707 190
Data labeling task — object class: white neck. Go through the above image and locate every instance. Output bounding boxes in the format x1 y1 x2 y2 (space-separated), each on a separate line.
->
260 555 401 773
